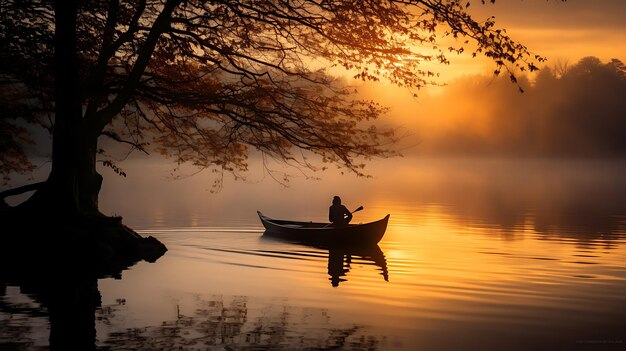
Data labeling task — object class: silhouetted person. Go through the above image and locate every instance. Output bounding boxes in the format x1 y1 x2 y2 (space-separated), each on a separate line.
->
329 196 352 227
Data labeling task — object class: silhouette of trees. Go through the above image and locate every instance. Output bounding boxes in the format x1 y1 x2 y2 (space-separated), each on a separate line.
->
412 56 626 157
0 0 545 217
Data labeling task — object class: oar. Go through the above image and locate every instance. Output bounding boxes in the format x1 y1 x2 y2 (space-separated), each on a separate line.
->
323 206 364 228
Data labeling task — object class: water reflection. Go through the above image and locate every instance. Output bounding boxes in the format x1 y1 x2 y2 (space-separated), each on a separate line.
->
95 159 626 248
372 159 626 246
3 159 626 350
261 233 389 287
98 294 383 350
1 270 386 351
0 268 101 350
1 263 389 351
327 246 388 287
0 235 164 351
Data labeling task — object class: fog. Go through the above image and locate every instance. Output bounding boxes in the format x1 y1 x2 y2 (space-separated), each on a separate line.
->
384 56 626 158
90 157 626 245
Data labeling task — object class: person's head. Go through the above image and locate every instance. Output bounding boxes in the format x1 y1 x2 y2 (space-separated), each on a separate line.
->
332 196 341 205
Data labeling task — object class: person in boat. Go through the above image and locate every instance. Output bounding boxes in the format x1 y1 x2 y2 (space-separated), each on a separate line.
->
329 196 352 227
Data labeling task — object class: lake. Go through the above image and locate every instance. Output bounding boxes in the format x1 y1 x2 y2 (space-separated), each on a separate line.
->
2 158 626 350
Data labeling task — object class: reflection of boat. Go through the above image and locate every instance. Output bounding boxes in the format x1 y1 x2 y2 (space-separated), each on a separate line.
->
327 245 388 287
260 232 389 287
257 211 390 247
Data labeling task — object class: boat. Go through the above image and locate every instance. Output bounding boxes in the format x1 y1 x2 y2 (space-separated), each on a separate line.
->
257 211 390 247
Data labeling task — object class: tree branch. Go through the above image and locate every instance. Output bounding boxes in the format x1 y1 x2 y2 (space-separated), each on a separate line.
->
0 182 45 200
90 0 182 134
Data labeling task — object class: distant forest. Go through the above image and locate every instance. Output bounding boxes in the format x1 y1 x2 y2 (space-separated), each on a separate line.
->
410 56 626 157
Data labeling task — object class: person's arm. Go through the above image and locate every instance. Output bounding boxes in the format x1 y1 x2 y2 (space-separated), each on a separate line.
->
343 206 352 221
329 206 334 222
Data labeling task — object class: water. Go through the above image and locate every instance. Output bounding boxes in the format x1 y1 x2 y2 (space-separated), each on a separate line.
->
2 158 626 350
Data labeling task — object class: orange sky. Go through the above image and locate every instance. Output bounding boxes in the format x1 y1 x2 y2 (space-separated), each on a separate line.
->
341 1 626 104
438 0 626 81
345 0 626 154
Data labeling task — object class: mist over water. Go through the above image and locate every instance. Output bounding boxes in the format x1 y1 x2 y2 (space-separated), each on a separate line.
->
2 1 625 348
98 157 626 237
2 157 626 350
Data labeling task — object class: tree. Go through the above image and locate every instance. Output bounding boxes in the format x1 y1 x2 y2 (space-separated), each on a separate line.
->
399 56 626 158
0 0 545 220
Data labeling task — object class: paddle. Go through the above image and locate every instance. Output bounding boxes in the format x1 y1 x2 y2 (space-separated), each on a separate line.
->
323 206 364 228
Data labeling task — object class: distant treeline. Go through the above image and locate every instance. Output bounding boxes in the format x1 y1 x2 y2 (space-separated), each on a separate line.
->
410 56 626 157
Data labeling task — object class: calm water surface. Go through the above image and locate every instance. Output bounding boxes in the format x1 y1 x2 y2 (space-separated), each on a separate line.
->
2 159 626 350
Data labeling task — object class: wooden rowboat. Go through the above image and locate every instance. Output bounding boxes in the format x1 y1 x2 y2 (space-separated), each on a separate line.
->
257 211 390 247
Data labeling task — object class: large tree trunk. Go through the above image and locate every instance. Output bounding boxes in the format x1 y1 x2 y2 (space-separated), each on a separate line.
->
26 0 103 218
44 130 103 217
1 0 167 283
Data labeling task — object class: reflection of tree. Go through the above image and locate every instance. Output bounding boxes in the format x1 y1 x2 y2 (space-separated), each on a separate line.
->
0 272 101 351
0 282 50 350
380 159 626 245
98 295 382 350
2 270 384 350
0 237 166 351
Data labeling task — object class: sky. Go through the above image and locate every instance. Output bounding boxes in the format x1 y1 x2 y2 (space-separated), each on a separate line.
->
347 0 626 99
8 0 626 187
349 0 626 157
440 0 626 80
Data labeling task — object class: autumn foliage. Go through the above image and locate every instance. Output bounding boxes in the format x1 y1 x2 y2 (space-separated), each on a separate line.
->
0 1 545 207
